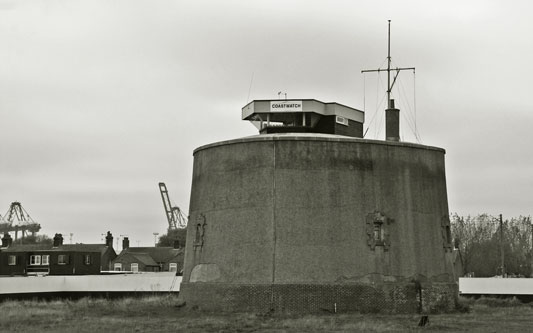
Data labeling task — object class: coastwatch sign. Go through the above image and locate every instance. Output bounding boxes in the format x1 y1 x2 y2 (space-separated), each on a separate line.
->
270 101 303 112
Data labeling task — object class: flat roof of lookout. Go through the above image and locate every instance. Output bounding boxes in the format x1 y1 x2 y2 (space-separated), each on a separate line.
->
242 99 365 124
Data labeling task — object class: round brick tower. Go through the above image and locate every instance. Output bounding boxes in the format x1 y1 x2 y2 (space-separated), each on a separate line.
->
179 100 457 313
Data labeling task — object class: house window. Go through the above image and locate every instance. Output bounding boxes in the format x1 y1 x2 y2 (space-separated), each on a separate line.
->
131 263 138 273
8 255 17 266
30 255 41 265
58 254 69 265
42 255 50 266
169 263 177 272
114 263 122 271
84 255 91 265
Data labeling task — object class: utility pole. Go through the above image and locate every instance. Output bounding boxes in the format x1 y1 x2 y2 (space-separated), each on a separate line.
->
529 217 533 277
499 214 505 277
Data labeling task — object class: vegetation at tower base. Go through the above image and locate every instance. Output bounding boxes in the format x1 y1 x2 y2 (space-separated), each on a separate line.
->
451 213 533 277
179 134 458 313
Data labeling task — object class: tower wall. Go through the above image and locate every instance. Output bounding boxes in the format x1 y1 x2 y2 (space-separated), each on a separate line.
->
180 134 457 313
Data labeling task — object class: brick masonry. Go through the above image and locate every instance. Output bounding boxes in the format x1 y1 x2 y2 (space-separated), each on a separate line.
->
179 282 458 314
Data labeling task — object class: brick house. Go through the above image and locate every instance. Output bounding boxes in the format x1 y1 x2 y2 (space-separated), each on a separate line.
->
0 232 117 276
112 237 183 274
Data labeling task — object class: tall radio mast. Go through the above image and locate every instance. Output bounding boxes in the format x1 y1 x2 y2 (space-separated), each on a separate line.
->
361 20 416 140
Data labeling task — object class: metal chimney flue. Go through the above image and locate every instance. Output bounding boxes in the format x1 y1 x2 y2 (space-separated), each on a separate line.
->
386 99 400 142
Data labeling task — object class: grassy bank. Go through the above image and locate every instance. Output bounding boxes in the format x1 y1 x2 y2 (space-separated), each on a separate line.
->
1 295 533 332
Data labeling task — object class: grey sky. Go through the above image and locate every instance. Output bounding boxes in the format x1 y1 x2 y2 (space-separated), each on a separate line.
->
1 0 532 246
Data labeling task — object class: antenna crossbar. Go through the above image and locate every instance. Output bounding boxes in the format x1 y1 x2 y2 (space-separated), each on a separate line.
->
361 67 415 73
360 20 415 109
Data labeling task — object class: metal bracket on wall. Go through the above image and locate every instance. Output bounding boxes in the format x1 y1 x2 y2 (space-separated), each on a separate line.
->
193 213 207 249
366 211 392 251
441 215 453 252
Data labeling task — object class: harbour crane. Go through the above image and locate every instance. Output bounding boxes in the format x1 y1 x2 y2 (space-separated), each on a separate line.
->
0 202 41 241
158 182 187 231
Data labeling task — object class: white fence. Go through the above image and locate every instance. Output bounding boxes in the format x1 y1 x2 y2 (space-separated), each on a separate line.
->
459 277 533 295
0 273 181 295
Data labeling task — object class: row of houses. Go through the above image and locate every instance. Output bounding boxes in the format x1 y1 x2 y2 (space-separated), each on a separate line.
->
0 232 184 276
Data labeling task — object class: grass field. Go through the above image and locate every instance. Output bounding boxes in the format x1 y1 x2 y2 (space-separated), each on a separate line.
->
1 295 532 332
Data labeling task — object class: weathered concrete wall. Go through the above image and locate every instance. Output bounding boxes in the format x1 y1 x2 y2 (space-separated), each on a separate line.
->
181 134 456 312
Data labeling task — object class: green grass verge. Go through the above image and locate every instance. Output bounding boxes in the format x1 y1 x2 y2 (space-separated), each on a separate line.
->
1 295 532 332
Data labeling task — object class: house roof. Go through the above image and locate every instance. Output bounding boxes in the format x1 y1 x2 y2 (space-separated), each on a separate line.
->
60 244 112 255
123 252 159 266
1 244 50 252
119 247 182 263
1 243 113 254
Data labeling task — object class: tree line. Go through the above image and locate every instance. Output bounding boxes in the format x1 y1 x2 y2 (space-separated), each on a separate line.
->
451 213 533 277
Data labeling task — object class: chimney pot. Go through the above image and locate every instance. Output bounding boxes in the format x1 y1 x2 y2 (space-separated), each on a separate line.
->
105 231 113 248
53 233 63 247
2 233 12 248
122 237 129 250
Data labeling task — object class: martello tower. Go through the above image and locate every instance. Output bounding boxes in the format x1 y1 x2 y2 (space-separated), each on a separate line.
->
179 22 457 313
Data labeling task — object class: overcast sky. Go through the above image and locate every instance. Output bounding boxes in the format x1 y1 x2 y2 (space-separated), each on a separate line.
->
1 0 532 247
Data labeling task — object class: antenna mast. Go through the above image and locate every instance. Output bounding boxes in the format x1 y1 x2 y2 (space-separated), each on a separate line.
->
362 20 415 111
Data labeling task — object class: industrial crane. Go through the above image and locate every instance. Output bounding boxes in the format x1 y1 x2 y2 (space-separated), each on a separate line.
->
158 182 187 231
0 202 41 241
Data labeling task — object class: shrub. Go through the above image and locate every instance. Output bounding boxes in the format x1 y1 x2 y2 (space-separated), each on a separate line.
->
474 296 523 308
